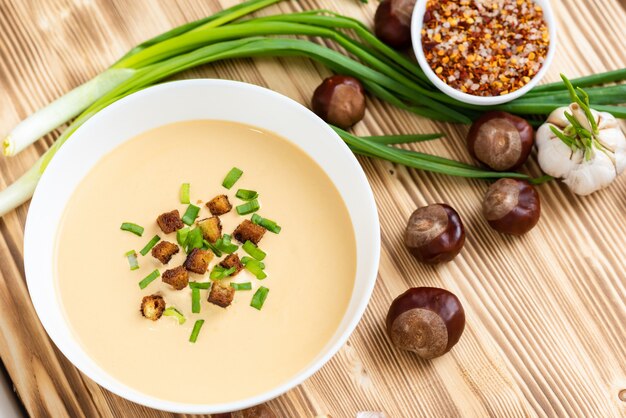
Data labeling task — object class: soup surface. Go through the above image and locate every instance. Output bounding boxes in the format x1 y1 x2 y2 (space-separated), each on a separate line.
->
55 120 356 404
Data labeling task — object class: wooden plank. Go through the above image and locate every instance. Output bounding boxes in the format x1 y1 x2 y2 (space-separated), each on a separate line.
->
0 0 625 416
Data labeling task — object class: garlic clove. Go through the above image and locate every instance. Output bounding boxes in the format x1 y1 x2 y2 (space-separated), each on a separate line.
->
597 111 620 130
536 125 580 178
563 151 616 195
546 106 569 128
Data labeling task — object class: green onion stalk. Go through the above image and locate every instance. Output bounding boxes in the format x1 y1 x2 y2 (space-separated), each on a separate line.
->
1 0 626 216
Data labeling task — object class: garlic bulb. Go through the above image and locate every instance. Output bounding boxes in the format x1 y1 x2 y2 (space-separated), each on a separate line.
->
536 78 626 195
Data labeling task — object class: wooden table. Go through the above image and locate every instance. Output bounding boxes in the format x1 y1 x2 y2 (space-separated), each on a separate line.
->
1 0 625 416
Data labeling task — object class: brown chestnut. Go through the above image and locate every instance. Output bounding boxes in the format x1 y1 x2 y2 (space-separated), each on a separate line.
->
404 204 465 264
483 178 541 235
374 0 416 49
467 111 534 171
311 75 366 129
386 287 465 359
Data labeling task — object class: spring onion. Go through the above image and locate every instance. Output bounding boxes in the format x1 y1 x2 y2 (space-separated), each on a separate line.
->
180 183 190 204
139 235 161 256
231 282 252 291
185 227 204 253
181 204 200 225
236 199 260 215
163 307 186 324
214 234 238 254
242 240 266 261
125 250 140 271
244 259 267 280
191 288 201 313
138 269 160 289
250 286 269 310
241 256 265 269
120 222 144 236
189 281 212 289
210 265 237 280
203 240 223 257
251 213 281 234
236 189 258 200
189 319 205 343
177 226 190 247
222 167 243 189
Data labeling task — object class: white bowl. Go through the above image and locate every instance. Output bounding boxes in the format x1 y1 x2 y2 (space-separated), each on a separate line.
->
411 0 557 106
24 80 380 414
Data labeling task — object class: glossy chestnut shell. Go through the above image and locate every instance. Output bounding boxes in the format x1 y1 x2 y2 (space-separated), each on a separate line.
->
404 204 465 264
483 178 541 235
374 0 416 49
386 287 465 359
467 111 534 171
311 75 366 129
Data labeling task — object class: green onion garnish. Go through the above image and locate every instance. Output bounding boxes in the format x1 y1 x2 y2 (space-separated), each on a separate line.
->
251 213 281 234
163 307 186 325
204 240 222 257
180 183 190 204
124 250 139 271
240 256 265 269
214 234 238 254
236 189 258 200
236 199 260 215
191 288 201 313
231 282 252 291
177 226 190 247
189 319 205 343
250 286 269 310
138 269 160 289
244 259 267 280
185 227 203 253
181 204 200 226
210 265 236 280
139 235 161 256
242 240 266 261
120 222 144 236
222 167 243 189
189 281 211 289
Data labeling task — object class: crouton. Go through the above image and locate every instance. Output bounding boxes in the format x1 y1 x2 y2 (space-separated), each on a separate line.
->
207 194 232 216
207 281 235 308
140 294 166 320
233 220 266 244
151 241 179 264
219 253 243 276
184 248 213 274
162 266 189 290
197 216 222 243
157 210 184 234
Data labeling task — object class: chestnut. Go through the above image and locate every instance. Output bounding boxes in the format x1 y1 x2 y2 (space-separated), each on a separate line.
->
483 178 541 235
374 0 416 49
311 75 366 129
386 287 465 359
467 111 534 171
404 204 465 264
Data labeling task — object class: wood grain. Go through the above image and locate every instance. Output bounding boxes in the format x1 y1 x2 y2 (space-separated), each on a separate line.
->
1 0 626 417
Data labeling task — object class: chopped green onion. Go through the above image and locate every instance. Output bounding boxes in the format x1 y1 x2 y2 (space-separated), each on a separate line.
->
235 189 258 200
214 234 238 254
124 250 139 271
191 288 201 313
204 240 222 257
244 259 267 280
242 240 266 261
185 227 203 253
189 281 211 289
181 204 200 225
231 282 252 291
251 213 281 234
139 235 161 256
163 307 186 325
250 286 269 310
210 265 236 280
180 183 190 204
240 256 265 269
222 167 243 189
138 269 160 289
189 319 205 343
177 226 190 247
120 222 144 236
236 199 260 215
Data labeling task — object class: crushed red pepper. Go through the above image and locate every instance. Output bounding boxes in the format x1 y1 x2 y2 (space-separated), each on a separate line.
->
422 0 550 96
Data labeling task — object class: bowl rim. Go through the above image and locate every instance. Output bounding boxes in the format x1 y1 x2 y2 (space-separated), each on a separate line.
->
411 0 557 106
24 79 381 414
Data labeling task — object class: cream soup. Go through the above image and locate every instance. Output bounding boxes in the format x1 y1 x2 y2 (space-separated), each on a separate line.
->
55 120 356 404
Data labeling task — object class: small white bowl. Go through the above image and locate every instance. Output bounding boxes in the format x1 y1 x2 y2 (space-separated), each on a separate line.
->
411 0 557 106
24 80 380 414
